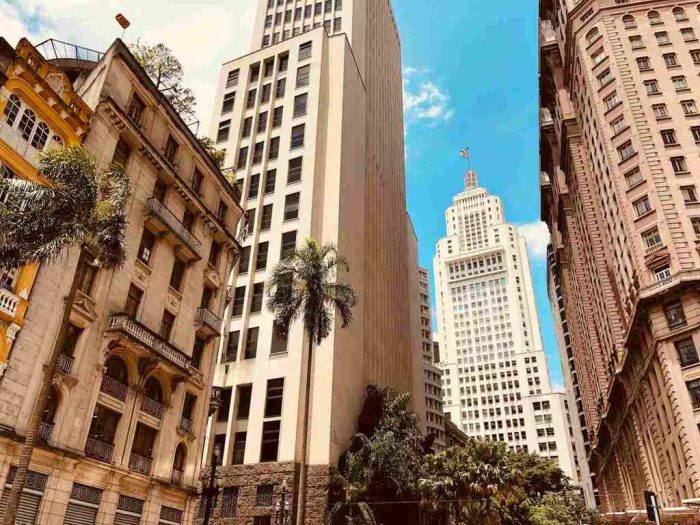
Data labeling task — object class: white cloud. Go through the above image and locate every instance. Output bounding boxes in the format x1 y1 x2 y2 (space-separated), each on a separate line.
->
0 0 256 136
517 221 551 261
403 68 454 126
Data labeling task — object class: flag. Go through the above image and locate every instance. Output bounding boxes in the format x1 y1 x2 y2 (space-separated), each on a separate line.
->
459 148 470 159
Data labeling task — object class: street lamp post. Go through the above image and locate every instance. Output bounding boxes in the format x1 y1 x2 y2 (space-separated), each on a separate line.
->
202 443 221 525
274 479 292 525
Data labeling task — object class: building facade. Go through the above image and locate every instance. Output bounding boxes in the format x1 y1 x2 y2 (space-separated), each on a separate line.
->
540 0 700 515
205 0 420 523
418 267 445 448
0 38 243 524
434 170 577 482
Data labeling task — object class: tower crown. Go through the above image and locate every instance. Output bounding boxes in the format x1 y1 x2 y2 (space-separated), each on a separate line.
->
465 169 478 190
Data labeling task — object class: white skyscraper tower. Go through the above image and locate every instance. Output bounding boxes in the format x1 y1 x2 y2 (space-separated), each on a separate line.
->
434 168 578 481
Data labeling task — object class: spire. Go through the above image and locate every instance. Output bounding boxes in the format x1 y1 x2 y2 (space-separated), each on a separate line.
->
459 147 478 189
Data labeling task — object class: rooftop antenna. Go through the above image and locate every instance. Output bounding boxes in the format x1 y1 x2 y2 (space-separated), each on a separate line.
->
116 13 131 40
459 147 478 189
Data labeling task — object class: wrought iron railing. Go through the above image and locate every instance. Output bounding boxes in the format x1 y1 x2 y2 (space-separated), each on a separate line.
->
141 396 163 419
195 307 222 333
57 353 74 375
85 437 113 463
100 375 128 401
129 453 152 475
147 198 202 255
38 421 54 443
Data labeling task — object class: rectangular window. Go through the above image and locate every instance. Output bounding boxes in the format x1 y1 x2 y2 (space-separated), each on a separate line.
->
252 142 264 165
288 157 302 183
633 195 652 216
261 204 273 230
232 286 246 317
682 27 697 42
226 69 239 88
137 229 156 265
617 140 635 161
610 115 626 134
225 330 240 362
246 89 257 109
671 156 688 173
661 129 678 145
250 63 260 82
160 311 175 341
264 378 284 417
261 84 271 104
232 432 246 464
314 2 322 15
271 330 288 354
291 124 305 149
169 258 186 291
682 185 699 203
164 136 179 164
299 41 312 61
220 487 239 517
281 231 297 258
663 53 678 67
692 217 700 236
629 35 644 49
665 301 687 329
644 79 660 94
217 120 231 143
655 31 671 45
128 93 146 124
624 168 644 188
687 378 700 409
294 93 308 117
248 173 261 200
256 242 269 271
334 17 342 31
692 126 700 143
183 207 196 231
336 0 342 10
642 227 662 248
264 170 276 194
652 103 668 119
125 284 143 318
269 137 280 160
597 68 612 86
604 92 620 110
278 53 289 72
675 338 699 367
250 282 264 313
273 106 284 128
275 78 286 98
222 92 235 114
237 147 248 169
637 57 652 71
691 50 700 64
237 385 252 419
682 100 698 115
305 5 312 17
238 246 251 274
260 421 281 462
655 264 672 281
284 192 300 220
209 241 222 267
244 327 259 358
217 388 232 422
242 117 253 138
673 76 688 91
296 65 310 87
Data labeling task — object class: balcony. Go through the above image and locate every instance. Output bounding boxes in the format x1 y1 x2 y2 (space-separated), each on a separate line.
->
0 287 21 318
145 198 202 262
100 375 128 401
668 318 689 331
195 307 222 337
141 396 163 419
171 469 183 485
56 353 74 375
108 314 191 371
179 417 192 434
85 437 114 463
129 453 152 475
38 422 54 444
0 119 39 167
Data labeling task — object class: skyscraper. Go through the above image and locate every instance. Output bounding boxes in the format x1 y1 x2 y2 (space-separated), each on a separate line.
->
540 0 700 515
434 170 577 482
207 0 421 522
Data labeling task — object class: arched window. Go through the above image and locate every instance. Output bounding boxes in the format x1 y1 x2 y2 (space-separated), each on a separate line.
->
648 10 662 24
586 27 599 44
144 377 163 403
51 135 64 147
673 6 688 21
31 122 49 149
172 443 187 484
17 109 36 141
623 14 636 29
104 355 128 384
3 94 21 126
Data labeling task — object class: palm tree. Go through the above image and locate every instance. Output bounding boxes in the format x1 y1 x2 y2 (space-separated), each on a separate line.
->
0 145 129 525
266 239 358 525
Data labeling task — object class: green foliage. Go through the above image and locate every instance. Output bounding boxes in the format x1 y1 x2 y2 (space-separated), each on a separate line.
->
130 40 196 116
0 145 130 268
529 491 604 525
266 239 358 343
198 136 225 168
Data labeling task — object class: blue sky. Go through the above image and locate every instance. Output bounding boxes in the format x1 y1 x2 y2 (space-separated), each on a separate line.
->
392 2 564 386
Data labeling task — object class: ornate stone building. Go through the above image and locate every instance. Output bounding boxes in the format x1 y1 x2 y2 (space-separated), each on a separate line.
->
540 0 700 517
0 38 243 524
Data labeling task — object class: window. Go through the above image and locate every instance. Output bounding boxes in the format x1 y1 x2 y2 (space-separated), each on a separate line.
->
273 106 284 128
265 378 284 417
170 258 187 291
253 142 264 165
281 231 297 258
673 76 688 91
652 103 668 119
305 4 312 17
209 241 222 267
275 78 286 98
682 185 699 203
261 204 273 230
225 331 240 362
261 84 272 104
160 311 176 341
137 229 156 265
624 168 644 188
666 301 687 329
218 201 229 224
674 7 688 21
164 136 179 164
220 487 239 518
655 264 672 281
598 68 612 86
655 31 670 45
265 14 273 27
268 137 280 160
217 388 232 422
128 93 146 124
633 195 652 216
296 65 310 87
623 14 636 29
610 115 626 134
271 330 288 354
264 170 276 195
336 0 342 10
642 227 662 248
314 2 322 15
256 242 269 271
3 94 21 126
604 92 620 110
591 48 606 65
334 17 342 31
283 193 300 220
237 146 248 169
294 93 308 117
260 421 281 462
237 385 252 418
244 327 259 358
629 35 644 49
226 69 240 88
644 79 660 94
249 173 261 199
661 129 678 146
586 28 599 45
648 10 662 25
192 336 205 369
299 41 312 60
31 122 49 149
232 286 246 316
682 27 697 42
288 157 302 183
250 63 261 82
637 57 652 71
682 100 698 115
693 217 700 236
291 124 305 149
687 378 700 408
112 138 132 169
664 53 678 67
692 126 700 143
617 140 635 161
217 120 231 143
279 53 289 72
125 285 143 318
691 49 700 64
676 338 699 367
672 156 688 173
246 89 257 109
242 117 253 138
232 432 246 464
250 282 264 313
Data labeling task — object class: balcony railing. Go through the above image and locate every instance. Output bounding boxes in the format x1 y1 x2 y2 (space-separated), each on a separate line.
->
180 417 192 434
146 198 202 258
35 39 104 63
108 314 191 370
85 437 114 463
0 287 20 318
56 353 74 375
195 307 222 334
171 469 183 485
668 318 689 330
129 453 152 475
141 396 163 419
38 422 54 444
100 375 128 401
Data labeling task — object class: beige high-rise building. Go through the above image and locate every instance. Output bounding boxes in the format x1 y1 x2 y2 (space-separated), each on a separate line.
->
0 38 243 524
205 0 421 522
434 170 578 483
540 0 700 518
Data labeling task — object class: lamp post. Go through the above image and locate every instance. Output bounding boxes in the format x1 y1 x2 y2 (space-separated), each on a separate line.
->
274 479 292 525
202 443 221 525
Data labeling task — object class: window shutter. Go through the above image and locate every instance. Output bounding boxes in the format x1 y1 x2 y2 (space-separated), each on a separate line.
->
63 502 99 525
